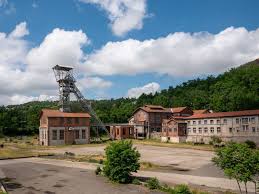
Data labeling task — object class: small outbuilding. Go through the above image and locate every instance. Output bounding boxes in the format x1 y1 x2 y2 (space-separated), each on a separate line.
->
39 109 91 146
110 124 135 140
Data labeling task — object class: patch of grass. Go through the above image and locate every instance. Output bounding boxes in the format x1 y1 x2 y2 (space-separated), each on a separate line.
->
132 139 214 151
132 178 142 185
140 162 159 170
145 177 161 190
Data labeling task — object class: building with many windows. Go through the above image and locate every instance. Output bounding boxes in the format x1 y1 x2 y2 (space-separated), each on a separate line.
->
39 109 91 146
161 109 259 144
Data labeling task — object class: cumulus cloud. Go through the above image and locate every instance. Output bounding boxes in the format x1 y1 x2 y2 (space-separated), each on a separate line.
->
78 76 112 89
9 22 29 38
127 82 160 98
79 0 147 36
0 23 111 105
84 27 259 76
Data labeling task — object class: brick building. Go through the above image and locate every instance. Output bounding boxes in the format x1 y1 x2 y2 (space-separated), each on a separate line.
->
162 109 259 144
39 109 91 146
110 124 135 140
130 105 193 139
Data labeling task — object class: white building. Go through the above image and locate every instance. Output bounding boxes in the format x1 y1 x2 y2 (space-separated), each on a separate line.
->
161 109 259 144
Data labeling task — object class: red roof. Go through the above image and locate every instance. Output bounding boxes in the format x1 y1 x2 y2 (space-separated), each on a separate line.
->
171 107 188 113
41 109 91 118
186 109 259 119
193 109 209 114
134 105 172 113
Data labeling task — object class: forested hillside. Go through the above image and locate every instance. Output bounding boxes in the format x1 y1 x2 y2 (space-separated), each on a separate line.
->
0 59 258 136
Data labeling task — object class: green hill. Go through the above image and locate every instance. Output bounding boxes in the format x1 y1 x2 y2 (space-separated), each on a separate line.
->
0 59 259 136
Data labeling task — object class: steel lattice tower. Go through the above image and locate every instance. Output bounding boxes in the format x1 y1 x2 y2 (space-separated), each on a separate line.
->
52 65 112 139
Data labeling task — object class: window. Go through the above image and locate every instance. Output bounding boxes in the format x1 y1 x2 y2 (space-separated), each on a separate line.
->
236 118 239 124
193 128 196 133
223 119 227 124
82 130 86 139
251 117 255 124
187 121 190 125
193 121 196 125
242 125 248 131
75 130 80 139
242 118 248 124
188 128 191 133
52 130 57 140
198 120 201 124
217 127 221 133
210 120 214 124
123 128 126 135
67 118 72 124
210 127 214 133
116 128 119 135
204 127 208 133
229 128 232 133
169 128 172 132
217 119 220 124
199 128 202 133
236 127 239 132
204 120 207 124
59 130 64 140
174 128 177 132
60 117 64 125
75 117 79 124
157 127 161 132
252 127 256 133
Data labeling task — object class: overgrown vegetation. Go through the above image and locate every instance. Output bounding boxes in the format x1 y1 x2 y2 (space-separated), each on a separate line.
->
102 140 140 183
0 60 258 136
213 142 259 194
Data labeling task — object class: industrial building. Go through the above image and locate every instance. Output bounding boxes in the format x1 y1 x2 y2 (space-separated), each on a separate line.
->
39 109 91 146
161 109 259 144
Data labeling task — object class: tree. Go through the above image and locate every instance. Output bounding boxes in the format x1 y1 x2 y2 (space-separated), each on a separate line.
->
103 140 140 183
213 142 259 194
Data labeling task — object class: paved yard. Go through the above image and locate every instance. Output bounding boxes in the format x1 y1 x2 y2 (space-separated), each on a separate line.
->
0 159 161 194
46 144 214 170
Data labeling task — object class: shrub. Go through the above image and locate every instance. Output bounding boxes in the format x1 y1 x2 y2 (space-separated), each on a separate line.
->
95 166 102 175
245 140 256 149
210 136 222 144
132 178 141 185
103 140 140 183
173 184 191 194
145 177 161 190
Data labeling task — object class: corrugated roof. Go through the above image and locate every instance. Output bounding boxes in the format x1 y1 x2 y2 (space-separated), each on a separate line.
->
186 109 259 119
41 109 91 118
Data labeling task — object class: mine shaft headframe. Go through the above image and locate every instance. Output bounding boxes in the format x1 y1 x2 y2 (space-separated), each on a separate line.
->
52 65 76 112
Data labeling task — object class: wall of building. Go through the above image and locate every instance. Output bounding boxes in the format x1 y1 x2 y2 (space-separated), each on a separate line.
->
162 115 259 144
186 115 259 144
110 125 135 140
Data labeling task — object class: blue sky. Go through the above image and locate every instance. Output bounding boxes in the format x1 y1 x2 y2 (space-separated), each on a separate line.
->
0 0 259 104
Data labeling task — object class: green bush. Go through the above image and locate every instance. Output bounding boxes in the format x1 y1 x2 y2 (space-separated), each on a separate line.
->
245 140 256 149
145 177 161 190
173 184 191 194
103 140 140 183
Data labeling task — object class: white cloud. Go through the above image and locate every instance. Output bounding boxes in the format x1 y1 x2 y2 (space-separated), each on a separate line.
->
84 27 259 76
0 23 113 105
9 22 29 38
78 76 112 89
127 82 160 98
79 0 147 36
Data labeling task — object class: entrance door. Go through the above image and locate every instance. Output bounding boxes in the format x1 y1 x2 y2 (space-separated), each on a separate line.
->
65 129 75 144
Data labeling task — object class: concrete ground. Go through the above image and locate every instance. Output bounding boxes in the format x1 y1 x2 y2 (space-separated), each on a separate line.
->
0 144 255 193
0 158 161 194
45 144 214 170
